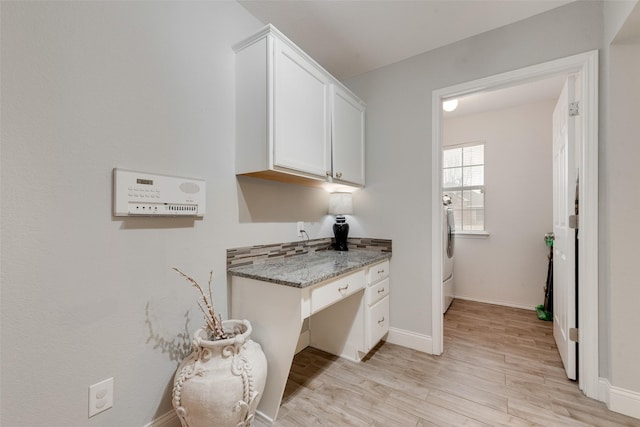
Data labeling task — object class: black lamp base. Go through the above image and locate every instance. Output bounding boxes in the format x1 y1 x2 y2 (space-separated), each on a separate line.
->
332 218 349 251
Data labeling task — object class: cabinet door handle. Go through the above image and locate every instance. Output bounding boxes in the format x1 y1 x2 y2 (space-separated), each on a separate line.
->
335 172 342 178
377 288 385 294
326 171 332 177
377 269 385 274
338 284 349 293
378 317 385 325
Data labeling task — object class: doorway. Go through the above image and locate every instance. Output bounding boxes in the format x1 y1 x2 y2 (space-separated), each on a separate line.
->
431 51 599 400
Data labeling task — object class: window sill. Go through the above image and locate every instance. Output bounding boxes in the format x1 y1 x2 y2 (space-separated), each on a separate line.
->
453 231 490 238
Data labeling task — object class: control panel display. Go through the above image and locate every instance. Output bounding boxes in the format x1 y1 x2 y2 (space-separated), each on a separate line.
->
113 168 206 217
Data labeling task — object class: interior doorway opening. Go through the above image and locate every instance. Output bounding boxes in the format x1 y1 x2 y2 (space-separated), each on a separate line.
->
431 50 599 400
440 75 565 311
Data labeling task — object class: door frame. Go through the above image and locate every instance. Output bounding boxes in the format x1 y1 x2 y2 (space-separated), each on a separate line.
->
431 50 599 399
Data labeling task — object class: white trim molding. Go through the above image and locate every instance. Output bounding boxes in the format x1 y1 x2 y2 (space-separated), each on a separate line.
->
432 50 599 399
599 378 640 420
600 378 612 407
453 231 490 238
453 295 536 312
143 410 179 427
385 327 433 354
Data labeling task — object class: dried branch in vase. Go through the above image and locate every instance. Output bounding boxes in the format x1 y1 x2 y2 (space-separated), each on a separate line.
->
173 268 228 340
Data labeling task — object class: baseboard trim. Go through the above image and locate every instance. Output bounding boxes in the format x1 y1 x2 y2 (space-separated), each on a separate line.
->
599 377 640 420
599 377 611 406
144 410 179 427
610 384 640 420
453 295 536 311
385 327 433 354
144 409 275 427
255 409 274 425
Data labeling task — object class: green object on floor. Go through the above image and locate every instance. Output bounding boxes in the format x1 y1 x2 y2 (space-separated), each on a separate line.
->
545 232 555 248
536 304 552 321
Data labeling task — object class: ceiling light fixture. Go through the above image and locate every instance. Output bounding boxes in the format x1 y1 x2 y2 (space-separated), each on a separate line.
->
443 99 458 112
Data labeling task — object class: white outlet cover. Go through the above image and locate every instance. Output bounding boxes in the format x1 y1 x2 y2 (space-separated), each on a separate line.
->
89 377 113 417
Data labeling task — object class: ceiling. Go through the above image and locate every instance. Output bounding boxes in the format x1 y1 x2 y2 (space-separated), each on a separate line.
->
239 0 575 80
239 0 575 118
443 74 566 118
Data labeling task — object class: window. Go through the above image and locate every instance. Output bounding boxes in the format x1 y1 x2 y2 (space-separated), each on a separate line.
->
443 142 485 231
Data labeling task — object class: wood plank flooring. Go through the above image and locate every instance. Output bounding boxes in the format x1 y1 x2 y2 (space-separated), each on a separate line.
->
254 299 640 426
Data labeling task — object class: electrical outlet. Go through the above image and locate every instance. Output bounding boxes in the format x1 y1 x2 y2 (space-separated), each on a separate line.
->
297 221 304 237
89 377 113 417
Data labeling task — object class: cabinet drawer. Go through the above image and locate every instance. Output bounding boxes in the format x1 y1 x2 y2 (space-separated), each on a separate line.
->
311 270 365 314
367 277 389 307
367 260 389 284
367 295 389 349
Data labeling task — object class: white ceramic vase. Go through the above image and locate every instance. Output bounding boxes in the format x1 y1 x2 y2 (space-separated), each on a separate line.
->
172 319 267 427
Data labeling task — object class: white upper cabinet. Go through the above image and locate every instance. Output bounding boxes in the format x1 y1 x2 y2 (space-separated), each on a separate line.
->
331 85 365 186
234 25 365 188
272 38 331 177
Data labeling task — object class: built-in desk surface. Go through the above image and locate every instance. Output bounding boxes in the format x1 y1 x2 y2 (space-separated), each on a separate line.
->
228 249 391 424
228 250 390 288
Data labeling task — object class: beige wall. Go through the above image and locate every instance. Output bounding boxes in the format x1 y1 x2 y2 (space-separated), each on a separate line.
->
346 0 603 338
443 100 555 308
607 4 640 409
347 0 640 416
3 1 639 425
599 0 639 385
0 2 340 425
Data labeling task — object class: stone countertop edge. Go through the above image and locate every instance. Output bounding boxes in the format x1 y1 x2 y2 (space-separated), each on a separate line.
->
227 250 391 289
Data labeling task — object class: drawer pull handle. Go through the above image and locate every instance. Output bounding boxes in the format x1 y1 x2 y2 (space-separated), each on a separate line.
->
377 269 385 274
338 284 349 293
377 288 385 294
378 317 385 325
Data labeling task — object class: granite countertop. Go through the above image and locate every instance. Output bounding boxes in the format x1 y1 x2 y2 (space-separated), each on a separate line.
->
227 250 391 288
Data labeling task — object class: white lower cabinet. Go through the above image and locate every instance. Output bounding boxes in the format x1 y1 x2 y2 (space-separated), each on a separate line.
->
310 270 365 314
364 261 390 352
367 295 390 350
367 277 389 306
232 257 390 422
308 259 390 362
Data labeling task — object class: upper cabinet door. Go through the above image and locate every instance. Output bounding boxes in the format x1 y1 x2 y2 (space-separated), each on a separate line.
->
331 85 365 186
273 39 331 178
234 25 365 188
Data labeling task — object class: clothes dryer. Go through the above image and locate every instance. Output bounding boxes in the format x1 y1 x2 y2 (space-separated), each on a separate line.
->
443 199 455 313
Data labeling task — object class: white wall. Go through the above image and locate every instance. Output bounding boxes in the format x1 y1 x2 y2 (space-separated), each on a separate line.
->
598 0 637 385
599 0 639 388
0 2 342 425
607 3 640 412
346 0 603 338
3 1 639 424
346 0 640 414
443 101 555 309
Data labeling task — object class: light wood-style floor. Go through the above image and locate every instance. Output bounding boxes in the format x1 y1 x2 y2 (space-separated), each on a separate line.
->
254 299 640 426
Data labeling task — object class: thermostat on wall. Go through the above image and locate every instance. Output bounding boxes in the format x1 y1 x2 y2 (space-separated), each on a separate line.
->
113 168 206 217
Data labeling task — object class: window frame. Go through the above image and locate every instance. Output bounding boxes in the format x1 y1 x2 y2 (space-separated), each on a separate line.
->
442 141 486 233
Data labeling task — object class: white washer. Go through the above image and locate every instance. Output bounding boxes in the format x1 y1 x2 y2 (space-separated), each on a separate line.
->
443 204 455 313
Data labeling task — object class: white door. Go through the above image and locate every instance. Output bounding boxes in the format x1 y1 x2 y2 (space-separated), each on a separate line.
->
273 38 331 177
552 76 578 380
